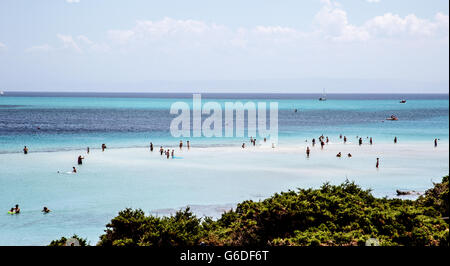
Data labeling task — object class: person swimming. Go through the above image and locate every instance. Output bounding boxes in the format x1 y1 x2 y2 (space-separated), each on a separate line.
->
77 155 84 165
42 207 51 213
336 152 342 158
14 204 20 214
72 167 77 173
23 146 28 154
8 208 15 214
347 153 352 158
306 147 310 158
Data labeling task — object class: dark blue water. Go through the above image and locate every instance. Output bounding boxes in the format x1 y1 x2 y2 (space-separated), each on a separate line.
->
0 93 448 153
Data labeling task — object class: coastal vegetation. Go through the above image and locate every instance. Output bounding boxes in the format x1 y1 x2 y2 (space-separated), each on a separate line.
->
51 176 449 246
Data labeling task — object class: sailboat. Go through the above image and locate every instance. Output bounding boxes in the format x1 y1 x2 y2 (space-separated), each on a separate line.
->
319 88 326 101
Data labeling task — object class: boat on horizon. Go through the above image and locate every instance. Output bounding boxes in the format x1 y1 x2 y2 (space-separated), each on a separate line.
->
319 88 326 101
400 99 406 103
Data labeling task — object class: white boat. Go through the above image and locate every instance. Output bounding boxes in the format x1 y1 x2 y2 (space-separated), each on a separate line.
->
319 88 326 101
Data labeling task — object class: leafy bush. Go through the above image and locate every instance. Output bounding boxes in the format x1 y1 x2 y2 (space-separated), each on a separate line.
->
51 176 449 246
49 234 88 246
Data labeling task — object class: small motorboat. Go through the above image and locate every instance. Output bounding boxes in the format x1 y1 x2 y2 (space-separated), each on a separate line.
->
399 99 406 103
386 115 398 121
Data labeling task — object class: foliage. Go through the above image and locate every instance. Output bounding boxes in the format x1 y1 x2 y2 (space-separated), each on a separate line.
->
51 176 449 246
49 234 88 246
98 207 202 246
417 176 449 218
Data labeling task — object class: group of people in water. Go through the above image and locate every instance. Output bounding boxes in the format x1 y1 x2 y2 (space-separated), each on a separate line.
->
20 133 441 172
7 204 50 215
302 135 425 168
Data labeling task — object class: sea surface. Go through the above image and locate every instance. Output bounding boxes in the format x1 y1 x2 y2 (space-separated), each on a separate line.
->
0 92 448 245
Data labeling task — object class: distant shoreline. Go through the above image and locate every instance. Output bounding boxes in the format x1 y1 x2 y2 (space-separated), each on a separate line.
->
2 91 449 100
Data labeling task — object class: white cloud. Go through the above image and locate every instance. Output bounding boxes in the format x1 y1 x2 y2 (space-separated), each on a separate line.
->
314 1 370 41
366 0 380 3
28 1 449 54
365 12 449 38
25 44 53 53
57 34 82 53
66 0 80 3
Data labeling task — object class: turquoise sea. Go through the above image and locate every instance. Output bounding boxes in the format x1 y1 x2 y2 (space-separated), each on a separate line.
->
0 92 448 245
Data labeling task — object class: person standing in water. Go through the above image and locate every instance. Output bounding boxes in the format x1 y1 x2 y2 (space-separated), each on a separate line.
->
87 147 90 154
171 149 174 158
77 155 84 165
306 147 310 158
370 137 373 145
14 204 20 214
326 137 329 144
434 139 438 147
359 138 362 146
179 140 183 150
160 146 164 156
102 143 107 152
42 207 51 213
320 140 325 149
187 141 190 150
166 150 170 159
376 158 379 168
312 138 316 146
394 137 397 144
150 142 154 152
343 136 347 144
242 143 245 149
23 146 28 154
72 167 77 173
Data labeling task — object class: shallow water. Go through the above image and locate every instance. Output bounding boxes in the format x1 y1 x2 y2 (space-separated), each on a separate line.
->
0 93 448 245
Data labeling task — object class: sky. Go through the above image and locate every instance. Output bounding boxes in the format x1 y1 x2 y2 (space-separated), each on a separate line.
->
0 0 449 93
